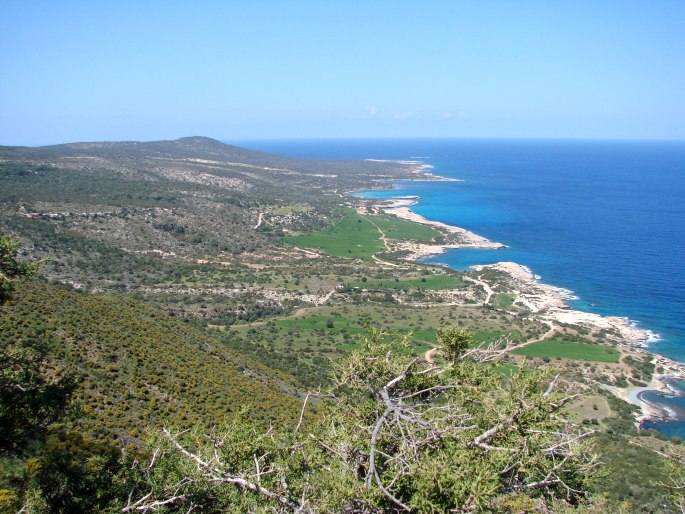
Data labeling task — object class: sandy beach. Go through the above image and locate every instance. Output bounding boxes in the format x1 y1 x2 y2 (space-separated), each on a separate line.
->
606 375 685 424
605 383 668 422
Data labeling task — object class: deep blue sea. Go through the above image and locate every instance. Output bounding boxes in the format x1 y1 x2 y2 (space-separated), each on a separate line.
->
235 138 685 437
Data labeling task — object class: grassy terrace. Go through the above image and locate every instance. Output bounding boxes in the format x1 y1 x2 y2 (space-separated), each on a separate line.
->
347 274 465 290
222 299 538 387
284 208 441 260
285 210 384 259
273 313 433 351
366 213 440 241
270 314 521 355
494 293 516 310
513 339 621 363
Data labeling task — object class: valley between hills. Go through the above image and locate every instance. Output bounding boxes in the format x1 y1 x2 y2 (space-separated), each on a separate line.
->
2 137 684 512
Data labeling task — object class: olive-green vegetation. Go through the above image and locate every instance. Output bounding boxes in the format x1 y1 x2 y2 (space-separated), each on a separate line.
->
0 240 127 513
593 433 676 511
665 454 685 512
513 339 621 363
223 303 532 387
494 292 516 310
0 281 304 440
585 395 685 512
0 138 421 293
0 234 41 302
0 274 306 512
268 204 312 215
347 273 465 290
436 326 475 361
0 235 68 454
285 209 385 259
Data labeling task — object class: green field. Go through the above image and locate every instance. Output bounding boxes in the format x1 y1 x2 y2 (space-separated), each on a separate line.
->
266 314 434 358
271 318 517 349
494 293 515 310
348 274 465 290
513 340 620 363
275 314 365 335
493 363 520 377
284 209 442 260
410 329 438 344
224 302 544 387
284 210 384 259
274 314 435 348
366 213 440 241
472 330 522 344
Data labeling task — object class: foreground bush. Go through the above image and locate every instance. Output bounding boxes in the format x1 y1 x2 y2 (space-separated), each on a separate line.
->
125 329 598 512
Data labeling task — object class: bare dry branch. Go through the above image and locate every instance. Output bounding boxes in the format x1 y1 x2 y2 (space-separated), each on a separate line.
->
161 428 302 512
294 392 311 434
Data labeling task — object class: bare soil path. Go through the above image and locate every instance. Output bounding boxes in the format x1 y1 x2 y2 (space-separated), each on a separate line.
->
366 217 405 268
514 319 557 349
463 275 495 306
254 211 265 229
424 345 440 364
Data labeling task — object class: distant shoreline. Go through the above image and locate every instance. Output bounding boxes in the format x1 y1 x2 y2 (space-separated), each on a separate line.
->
351 193 506 260
352 178 685 430
365 159 462 182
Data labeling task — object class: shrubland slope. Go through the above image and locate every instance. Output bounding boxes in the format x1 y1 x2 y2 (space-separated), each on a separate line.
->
0 137 422 291
0 280 305 442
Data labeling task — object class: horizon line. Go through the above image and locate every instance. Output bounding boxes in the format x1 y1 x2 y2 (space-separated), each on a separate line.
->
4 135 685 148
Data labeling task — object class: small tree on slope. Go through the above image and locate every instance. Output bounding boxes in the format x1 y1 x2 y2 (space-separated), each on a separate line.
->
0 234 40 303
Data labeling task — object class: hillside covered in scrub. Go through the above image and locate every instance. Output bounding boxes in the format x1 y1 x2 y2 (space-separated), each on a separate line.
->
1 138 685 512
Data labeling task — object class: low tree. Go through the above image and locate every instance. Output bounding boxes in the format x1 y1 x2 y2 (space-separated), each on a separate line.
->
0 235 64 451
665 455 685 514
0 234 40 303
0 331 76 452
124 328 599 512
0 235 106 513
436 325 474 361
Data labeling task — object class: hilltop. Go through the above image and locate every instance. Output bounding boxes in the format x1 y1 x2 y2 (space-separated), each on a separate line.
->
0 137 425 281
0 135 421 180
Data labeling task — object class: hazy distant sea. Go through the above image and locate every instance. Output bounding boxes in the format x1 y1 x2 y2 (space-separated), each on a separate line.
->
236 138 685 437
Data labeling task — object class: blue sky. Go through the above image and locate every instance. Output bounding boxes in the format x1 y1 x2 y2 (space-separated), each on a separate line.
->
1 1 684 144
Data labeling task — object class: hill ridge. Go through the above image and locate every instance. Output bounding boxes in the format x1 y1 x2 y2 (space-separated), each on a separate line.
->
0 135 420 178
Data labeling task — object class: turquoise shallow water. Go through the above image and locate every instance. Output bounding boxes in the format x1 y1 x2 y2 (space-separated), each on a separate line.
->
237 138 685 436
